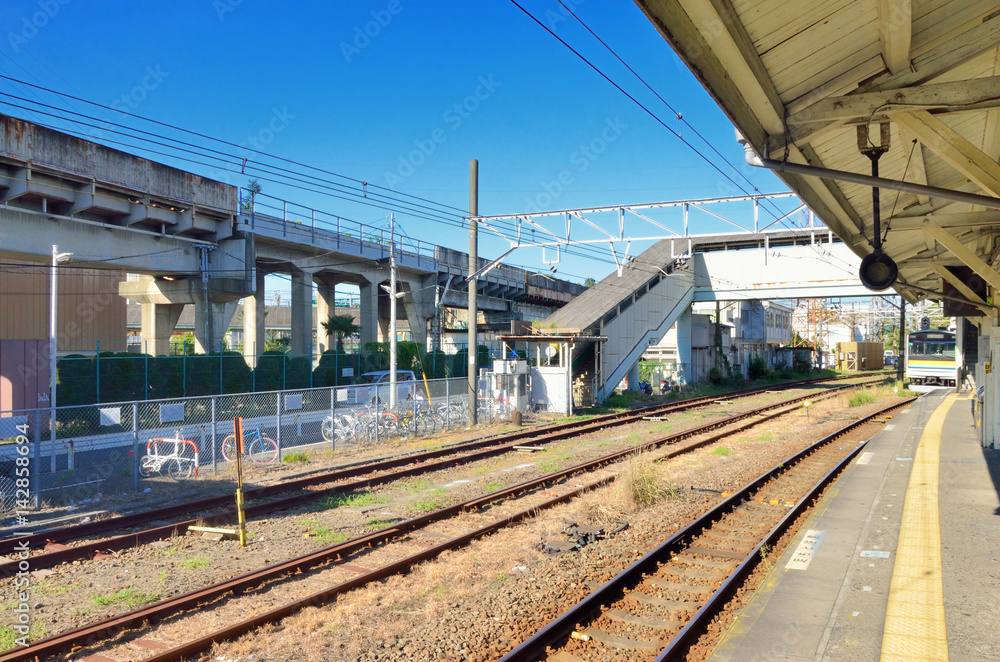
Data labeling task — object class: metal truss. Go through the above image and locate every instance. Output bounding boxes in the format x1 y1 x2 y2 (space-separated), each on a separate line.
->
468 192 808 279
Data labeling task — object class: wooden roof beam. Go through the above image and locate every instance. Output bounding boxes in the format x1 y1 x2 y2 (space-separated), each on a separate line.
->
787 77 1000 126
877 0 912 75
925 226 1000 291
934 266 993 314
888 210 1000 231
861 13 1000 93
894 110 1000 198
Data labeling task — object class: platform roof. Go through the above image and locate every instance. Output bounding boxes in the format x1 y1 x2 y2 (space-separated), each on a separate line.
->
635 0 1000 311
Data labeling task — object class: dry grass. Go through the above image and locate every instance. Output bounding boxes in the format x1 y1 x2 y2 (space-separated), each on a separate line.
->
602 453 679 516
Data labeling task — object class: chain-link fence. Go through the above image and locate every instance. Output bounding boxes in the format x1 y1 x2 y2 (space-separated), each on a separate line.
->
1 374 527 517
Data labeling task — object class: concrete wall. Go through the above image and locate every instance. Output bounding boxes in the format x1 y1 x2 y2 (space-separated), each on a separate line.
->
0 257 127 353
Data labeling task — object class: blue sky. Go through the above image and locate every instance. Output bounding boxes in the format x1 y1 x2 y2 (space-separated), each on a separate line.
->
0 0 801 290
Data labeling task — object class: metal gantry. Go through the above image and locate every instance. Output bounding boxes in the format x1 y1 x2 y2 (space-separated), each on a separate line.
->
468 192 805 278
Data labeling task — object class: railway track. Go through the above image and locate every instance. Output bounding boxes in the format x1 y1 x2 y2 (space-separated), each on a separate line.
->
0 374 884 574
0 377 890 661
498 397 915 662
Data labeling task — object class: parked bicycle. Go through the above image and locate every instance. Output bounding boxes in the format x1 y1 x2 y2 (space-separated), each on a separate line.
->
140 434 198 481
321 411 363 445
221 425 278 465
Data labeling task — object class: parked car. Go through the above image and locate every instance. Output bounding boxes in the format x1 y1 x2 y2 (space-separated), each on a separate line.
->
338 370 422 405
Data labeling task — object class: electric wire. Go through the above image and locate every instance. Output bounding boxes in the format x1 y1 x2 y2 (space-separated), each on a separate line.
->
0 91 625 268
553 0 789 221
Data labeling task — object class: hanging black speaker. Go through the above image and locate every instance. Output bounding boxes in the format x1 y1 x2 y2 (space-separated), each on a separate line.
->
859 250 898 291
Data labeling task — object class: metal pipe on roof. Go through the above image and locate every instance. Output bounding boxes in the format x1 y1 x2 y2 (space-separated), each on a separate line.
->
736 131 1000 211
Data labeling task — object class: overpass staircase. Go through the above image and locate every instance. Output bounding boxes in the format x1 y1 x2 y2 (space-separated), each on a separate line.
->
544 239 695 402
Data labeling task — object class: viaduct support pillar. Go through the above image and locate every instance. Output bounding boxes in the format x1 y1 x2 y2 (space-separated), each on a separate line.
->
192 294 239 355
140 302 183 356
242 271 266 366
401 276 435 350
359 281 381 346
289 268 314 358
315 277 338 356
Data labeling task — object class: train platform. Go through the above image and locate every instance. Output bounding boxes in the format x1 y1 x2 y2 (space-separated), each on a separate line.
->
709 389 1000 662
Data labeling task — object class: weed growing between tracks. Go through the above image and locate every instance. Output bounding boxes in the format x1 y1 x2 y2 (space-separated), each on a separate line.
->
91 587 159 608
850 390 878 407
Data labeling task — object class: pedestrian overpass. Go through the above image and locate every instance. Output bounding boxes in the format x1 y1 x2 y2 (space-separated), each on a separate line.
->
541 227 867 401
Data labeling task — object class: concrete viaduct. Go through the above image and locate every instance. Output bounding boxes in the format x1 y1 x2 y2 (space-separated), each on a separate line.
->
0 114 584 361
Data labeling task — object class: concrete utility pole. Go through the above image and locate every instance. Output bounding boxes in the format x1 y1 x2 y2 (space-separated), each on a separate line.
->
389 213 398 409
468 159 478 426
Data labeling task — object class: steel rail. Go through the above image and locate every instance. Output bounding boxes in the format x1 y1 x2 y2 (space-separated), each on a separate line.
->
4 377 885 573
498 397 915 661
0 379 884 661
0 373 879 564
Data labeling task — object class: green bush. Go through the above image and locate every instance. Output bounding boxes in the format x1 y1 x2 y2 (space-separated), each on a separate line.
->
793 355 812 375
253 352 287 392
708 366 724 385
748 355 770 380
58 354 96 406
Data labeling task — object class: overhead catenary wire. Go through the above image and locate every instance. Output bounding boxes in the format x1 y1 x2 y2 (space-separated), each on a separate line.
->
0 73 472 216
0 91 625 270
509 0 853 277
552 0 789 222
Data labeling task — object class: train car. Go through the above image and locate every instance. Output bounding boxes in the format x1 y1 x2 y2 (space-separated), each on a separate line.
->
905 329 957 391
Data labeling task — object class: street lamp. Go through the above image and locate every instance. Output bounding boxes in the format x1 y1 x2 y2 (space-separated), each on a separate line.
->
50 245 72 468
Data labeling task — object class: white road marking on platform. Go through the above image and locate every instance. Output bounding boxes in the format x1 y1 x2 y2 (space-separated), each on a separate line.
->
885 424 896 430
785 529 825 571
861 550 890 558
857 452 874 465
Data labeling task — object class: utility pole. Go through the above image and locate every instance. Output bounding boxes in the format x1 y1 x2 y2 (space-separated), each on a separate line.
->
389 213 398 409
468 160 478 426
897 297 905 382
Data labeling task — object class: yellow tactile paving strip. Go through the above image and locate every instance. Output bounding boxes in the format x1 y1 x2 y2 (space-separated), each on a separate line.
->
880 393 956 662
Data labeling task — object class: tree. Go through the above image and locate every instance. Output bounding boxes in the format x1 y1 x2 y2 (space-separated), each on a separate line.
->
584 277 597 288
322 313 361 353
240 178 262 211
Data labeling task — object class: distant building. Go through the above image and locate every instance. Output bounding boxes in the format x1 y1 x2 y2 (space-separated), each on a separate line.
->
644 299 792 382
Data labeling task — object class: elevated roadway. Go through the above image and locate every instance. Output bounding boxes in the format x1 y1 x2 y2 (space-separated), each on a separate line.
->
0 114 584 361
